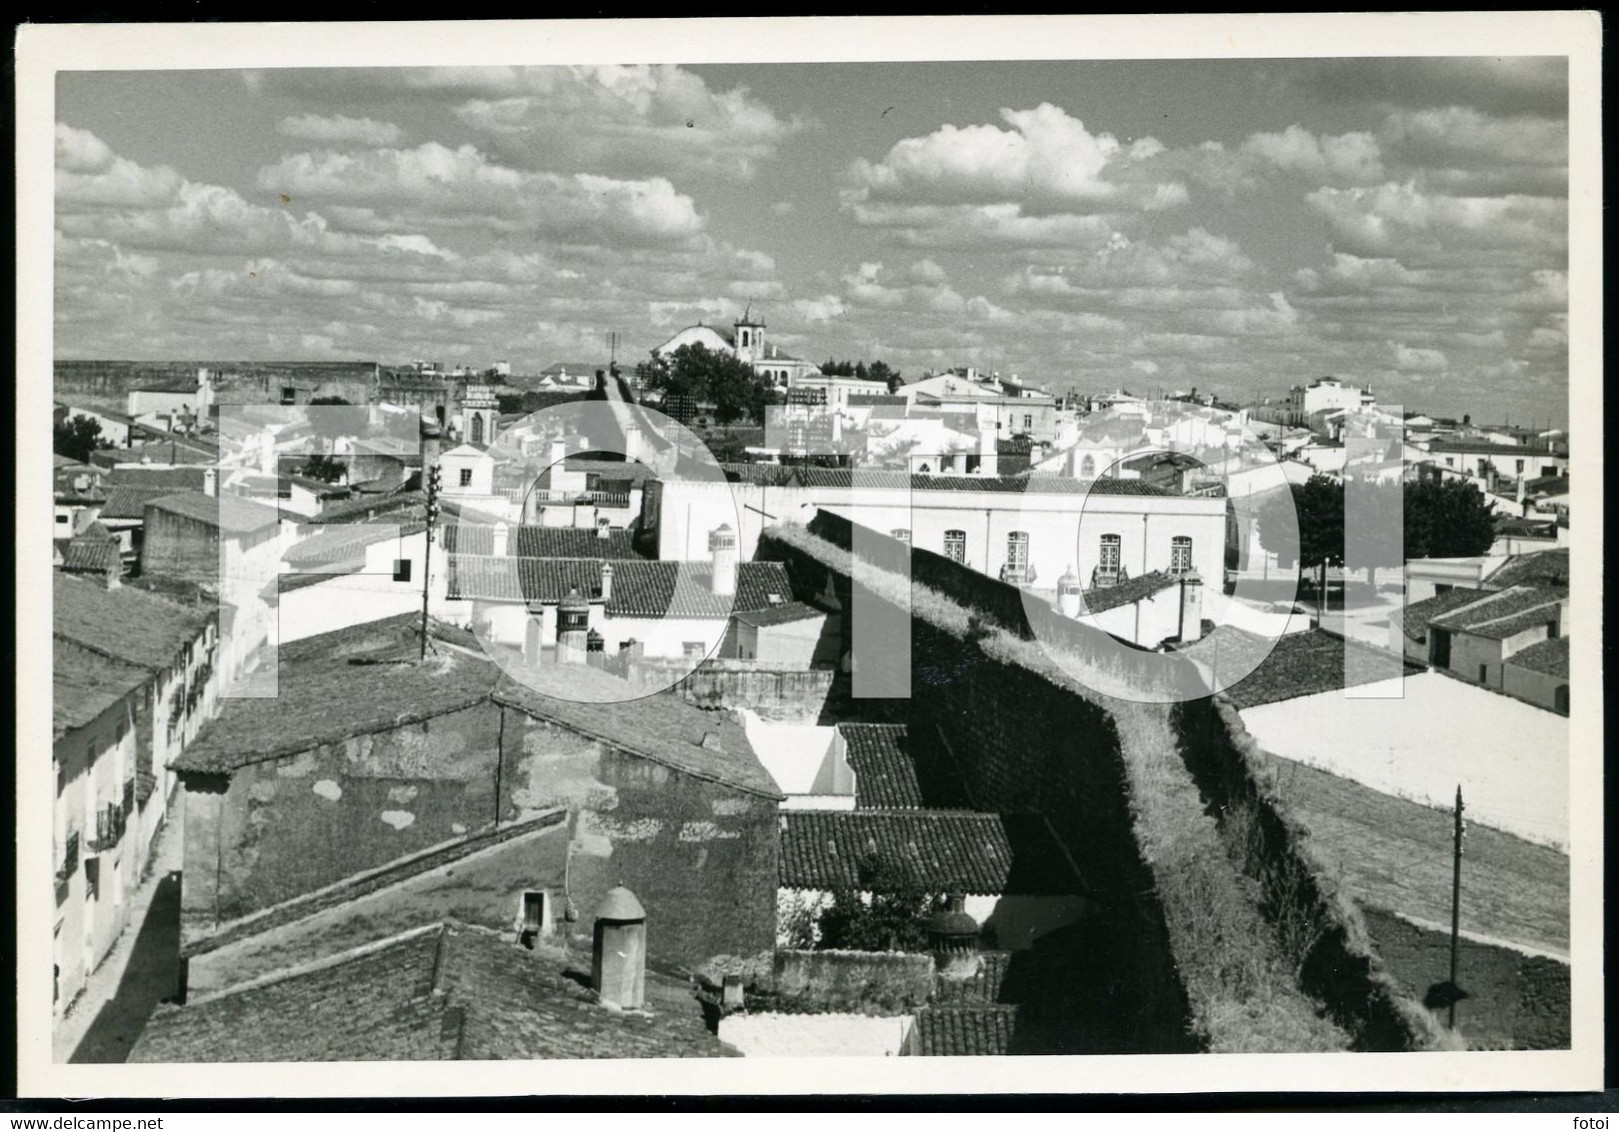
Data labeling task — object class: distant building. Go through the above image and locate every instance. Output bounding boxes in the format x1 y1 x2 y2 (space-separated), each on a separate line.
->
652 310 820 387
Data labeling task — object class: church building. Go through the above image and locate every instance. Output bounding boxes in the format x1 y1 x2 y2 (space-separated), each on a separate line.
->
651 310 820 387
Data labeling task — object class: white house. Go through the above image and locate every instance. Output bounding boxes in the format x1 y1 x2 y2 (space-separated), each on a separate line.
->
653 311 820 387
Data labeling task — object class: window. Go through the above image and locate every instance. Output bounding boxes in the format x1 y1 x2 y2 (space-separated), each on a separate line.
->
393 559 412 583
943 529 967 564
458 468 473 487
1023 414 1033 430
1006 531 1030 572
1170 536 1193 576
56 514 70 526
890 529 911 544
1515 459 1525 473
470 414 485 446
1080 454 1096 478
1554 685 1569 714
519 890 551 949
1546 620 1559 640
683 641 707 660
1097 534 1122 586
280 387 296 405
1478 665 1488 683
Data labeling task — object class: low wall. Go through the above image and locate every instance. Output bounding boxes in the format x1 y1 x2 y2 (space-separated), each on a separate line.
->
654 661 837 721
718 1012 914 1057
758 949 937 1016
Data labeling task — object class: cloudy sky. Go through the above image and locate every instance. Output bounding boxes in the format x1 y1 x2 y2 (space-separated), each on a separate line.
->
55 56 1569 425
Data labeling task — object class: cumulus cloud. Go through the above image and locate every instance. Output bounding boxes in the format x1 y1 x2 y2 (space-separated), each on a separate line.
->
250 65 804 179
1391 342 1450 371
277 114 406 146
1241 125 1385 185
848 103 1184 217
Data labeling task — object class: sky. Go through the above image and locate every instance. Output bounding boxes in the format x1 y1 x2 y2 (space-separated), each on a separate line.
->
53 56 1570 426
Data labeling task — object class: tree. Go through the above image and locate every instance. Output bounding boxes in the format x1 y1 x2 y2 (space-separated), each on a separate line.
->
1404 477 1498 559
813 854 938 953
54 414 106 463
639 343 776 426
299 454 347 483
1256 474 1343 594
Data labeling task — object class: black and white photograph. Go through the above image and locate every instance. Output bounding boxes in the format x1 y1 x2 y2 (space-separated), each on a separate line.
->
15 13 1602 1098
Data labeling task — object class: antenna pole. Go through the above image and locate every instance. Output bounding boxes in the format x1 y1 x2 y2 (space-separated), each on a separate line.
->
1449 784 1464 1029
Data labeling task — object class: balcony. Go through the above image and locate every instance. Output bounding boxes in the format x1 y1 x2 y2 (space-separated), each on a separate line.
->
86 803 127 855
55 832 79 886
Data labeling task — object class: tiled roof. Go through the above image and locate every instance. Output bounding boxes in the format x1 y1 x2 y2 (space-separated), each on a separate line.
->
174 622 779 796
1427 440 1559 457
1400 587 1488 643
1485 548 1570 590
847 394 907 406
441 524 645 559
60 531 121 575
1505 636 1571 678
910 1005 1020 1056
1429 585 1566 639
1221 628 1422 710
148 491 282 533
446 556 792 619
778 811 1081 896
716 464 1170 496
731 601 823 628
54 636 148 739
54 572 212 673
99 486 172 520
1079 570 1181 615
839 723 976 812
106 465 212 491
841 724 922 810
564 457 661 488
283 521 424 567
172 652 503 774
1495 516 1556 537
131 921 735 1062
302 491 426 526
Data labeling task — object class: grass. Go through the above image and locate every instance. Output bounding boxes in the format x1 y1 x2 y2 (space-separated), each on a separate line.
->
1256 755 1569 956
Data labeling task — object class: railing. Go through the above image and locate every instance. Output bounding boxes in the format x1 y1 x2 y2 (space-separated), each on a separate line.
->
55 832 79 885
510 488 634 509
86 802 126 854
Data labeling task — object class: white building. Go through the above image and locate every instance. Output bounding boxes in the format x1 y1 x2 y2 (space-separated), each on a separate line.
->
652 311 820 387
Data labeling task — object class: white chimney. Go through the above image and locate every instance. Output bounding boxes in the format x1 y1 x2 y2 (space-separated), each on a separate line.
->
1179 572 1205 644
977 426 998 477
709 523 738 597
624 421 641 463
550 437 566 470
1057 566 1082 619
203 468 218 498
600 561 614 601
492 521 510 556
597 516 612 540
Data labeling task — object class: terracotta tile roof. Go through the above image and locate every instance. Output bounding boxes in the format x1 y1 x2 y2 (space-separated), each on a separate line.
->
1429 585 1567 640
130 921 737 1061
1400 587 1488 644
54 572 212 673
99 486 173 521
715 464 1171 496
446 556 792 620
838 723 973 811
731 601 823 628
171 652 503 774
173 621 779 797
441 524 645 559
53 637 147 739
1079 570 1181 615
60 529 122 575
1428 440 1559 457
909 1005 1020 1056
778 811 1082 896
147 491 282 534
1220 628 1422 710
1505 636 1571 678
1485 548 1570 590
106 465 213 492
302 491 426 526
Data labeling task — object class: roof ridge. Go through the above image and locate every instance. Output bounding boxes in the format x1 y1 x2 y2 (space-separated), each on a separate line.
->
182 922 448 1008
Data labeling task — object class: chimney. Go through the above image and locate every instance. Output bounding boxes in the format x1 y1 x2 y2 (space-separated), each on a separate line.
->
709 524 738 597
556 587 590 665
491 521 510 557
976 425 998 476
624 421 641 463
599 561 614 601
1179 571 1205 644
596 516 612 540
1057 566 1082 619
203 467 218 498
591 886 647 1011
550 436 567 470
927 895 981 981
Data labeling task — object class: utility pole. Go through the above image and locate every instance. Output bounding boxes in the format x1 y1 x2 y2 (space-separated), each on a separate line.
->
606 331 620 370
420 462 442 661
1449 784 1465 1029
